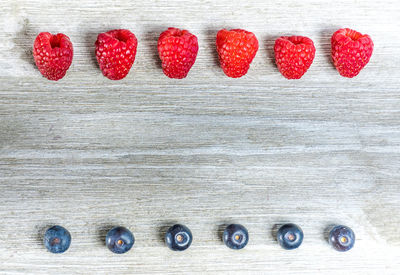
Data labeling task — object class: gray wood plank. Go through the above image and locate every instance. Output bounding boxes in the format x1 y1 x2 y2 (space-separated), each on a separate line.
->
0 0 399 274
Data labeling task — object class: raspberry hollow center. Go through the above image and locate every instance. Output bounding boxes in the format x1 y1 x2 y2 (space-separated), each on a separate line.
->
169 29 185 37
288 38 303 45
112 31 130 43
50 35 61 48
345 29 362 41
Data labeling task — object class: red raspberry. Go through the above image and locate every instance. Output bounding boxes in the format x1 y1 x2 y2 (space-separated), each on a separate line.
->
33 32 73 81
274 36 316 79
331 28 373 78
216 29 259 78
95 29 138 80
158 28 199 79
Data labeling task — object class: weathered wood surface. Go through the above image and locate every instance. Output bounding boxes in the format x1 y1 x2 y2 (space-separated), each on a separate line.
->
0 0 399 274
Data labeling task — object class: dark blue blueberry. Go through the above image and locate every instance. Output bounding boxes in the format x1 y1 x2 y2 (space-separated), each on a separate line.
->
106 226 134 254
223 224 249 250
43 225 71 254
329 225 355 252
165 224 192 251
277 223 303 250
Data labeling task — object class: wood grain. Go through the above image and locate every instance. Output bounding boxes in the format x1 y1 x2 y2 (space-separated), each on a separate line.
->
0 0 399 274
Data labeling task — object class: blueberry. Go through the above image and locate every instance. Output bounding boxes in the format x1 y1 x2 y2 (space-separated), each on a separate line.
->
106 226 134 254
277 223 303 250
165 224 192 251
43 225 71 254
329 225 355 252
223 224 249 250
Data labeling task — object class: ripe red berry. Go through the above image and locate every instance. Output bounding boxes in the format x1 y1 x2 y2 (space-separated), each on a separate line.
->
331 28 373 78
95 29 138 80
33 32 73 81
274 36 316 79
158 28 199 79
216 29 259 78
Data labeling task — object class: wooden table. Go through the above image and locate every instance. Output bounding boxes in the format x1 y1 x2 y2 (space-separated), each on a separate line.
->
1 0 399 274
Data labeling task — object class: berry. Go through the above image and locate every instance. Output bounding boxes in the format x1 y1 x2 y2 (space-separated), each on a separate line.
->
158 28 199 79
274 36 315 79
222 224 249 250
33 32 73 81
43 225 71 253
216 29 258 78
331 28 373 78
95 29 138 80
106 226 135 254
329 225 355 252
165 224 192 251
277 223 304 250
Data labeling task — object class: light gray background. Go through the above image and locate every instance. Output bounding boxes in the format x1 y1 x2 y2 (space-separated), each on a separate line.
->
0 0 399 274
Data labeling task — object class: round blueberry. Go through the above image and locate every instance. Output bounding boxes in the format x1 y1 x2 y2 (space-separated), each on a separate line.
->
277 223 303 250
165 224 192 251
223 224 249 250
329 225 355 252
106 226 134 254
43 225 71 254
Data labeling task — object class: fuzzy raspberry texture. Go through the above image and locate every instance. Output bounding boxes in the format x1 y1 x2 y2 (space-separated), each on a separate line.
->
331 28 373 78
216 29 259 78
33 32 73 81
95 29 138 80
274 36 316 79
158 28 199 79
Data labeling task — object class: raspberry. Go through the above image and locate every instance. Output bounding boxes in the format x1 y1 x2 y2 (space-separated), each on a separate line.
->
158 28 199 79
33 32 73 81
95 29 138 80
331 28 373 78
216 29 259 78
274 36 316 79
